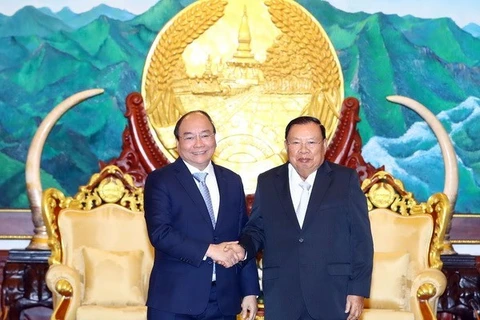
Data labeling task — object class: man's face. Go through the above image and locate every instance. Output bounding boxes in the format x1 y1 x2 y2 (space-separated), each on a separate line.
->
285 122 328 179
176 113 216 170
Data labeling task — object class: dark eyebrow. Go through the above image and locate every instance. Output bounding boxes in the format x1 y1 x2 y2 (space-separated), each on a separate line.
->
182 130 212 135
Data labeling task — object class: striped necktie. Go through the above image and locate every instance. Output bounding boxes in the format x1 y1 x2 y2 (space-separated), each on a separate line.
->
192 172 216 228
192 171 217 280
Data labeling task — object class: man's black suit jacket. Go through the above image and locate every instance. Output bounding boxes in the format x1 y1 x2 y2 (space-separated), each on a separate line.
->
240 161 373 320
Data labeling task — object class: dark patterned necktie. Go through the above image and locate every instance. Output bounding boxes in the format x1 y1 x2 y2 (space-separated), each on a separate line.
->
193 172 216 228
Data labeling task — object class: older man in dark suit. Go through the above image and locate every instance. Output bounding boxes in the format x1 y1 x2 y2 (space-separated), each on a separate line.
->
229 116 373 320
144 110 259 320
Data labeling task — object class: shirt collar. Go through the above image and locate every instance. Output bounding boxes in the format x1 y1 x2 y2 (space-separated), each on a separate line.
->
183 159 215 176
288 163 317 187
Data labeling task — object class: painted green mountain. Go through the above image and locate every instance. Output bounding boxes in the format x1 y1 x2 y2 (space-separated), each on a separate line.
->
298 0 480 140
0 6 72 37
39 5 136 29
0 0 479 211
464 23 480 38
127 0 184 31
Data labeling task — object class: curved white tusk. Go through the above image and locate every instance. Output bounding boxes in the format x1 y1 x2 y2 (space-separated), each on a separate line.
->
25 88 104 249
386 95 458 208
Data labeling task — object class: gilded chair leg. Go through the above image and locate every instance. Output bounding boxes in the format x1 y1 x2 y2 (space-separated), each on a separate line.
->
52 296 71 320
418 300 436 320
1 306 9 320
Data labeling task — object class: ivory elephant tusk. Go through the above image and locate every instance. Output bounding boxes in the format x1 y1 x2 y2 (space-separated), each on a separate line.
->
386 95 458 254
25 88 105 249
386 95 458 208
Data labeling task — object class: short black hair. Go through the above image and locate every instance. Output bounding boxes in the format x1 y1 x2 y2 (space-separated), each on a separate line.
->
285 116 326 140
173 110 217 140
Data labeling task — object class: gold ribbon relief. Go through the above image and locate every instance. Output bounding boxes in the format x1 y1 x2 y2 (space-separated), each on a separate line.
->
142 0 344 193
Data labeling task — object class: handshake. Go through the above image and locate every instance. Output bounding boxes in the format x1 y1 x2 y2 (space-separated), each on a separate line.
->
206 241 246 268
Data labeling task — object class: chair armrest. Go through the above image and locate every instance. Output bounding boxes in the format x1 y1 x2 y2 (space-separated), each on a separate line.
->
409 268 447 320
46 264 82 320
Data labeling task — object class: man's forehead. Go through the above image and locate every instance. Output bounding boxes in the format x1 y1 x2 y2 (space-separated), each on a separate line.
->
179 114 213 132
288 124 322 137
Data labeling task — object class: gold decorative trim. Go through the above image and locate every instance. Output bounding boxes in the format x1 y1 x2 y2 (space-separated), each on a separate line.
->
362 171 420 215
450 240 480 244
0 209 33 239
450 214 480 243
0 235 33 240
0 209 31 213
416 283 437 299
426 192 450 268
42 165 144 265
361 171 452 269
453 214 480 218
56 279 73 296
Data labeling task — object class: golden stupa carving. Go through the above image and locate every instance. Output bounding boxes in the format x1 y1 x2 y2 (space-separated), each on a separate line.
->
142 0 344 193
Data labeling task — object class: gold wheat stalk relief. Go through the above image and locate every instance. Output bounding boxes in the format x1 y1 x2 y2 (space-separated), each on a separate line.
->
145 0 228 127
266 0 342 138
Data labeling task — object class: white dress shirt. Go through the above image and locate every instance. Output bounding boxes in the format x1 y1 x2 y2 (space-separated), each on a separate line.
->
183 160 220 222
288 163 317 225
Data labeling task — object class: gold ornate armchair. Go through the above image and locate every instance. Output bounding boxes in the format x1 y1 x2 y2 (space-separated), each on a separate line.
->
360 171 449 320
42 165 153 320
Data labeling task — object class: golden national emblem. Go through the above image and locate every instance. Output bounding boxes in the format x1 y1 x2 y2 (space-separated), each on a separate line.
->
142 0 344 193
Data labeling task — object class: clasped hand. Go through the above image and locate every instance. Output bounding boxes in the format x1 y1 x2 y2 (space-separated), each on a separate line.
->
206 242 245 268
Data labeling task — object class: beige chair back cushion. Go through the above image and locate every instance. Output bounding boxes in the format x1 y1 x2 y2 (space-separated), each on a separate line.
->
369 209 433 273
368 209 433 310
365 251 410 310
58 204 154 301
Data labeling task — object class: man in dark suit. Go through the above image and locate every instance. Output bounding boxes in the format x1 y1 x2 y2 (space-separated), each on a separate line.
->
229 116 373 320
144 110 260 320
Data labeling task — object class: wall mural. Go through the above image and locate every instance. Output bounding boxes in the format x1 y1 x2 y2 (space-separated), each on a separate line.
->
0 0 479 213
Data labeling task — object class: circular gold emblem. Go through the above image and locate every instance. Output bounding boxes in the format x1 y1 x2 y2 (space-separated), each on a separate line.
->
368 183 396 209
98 178 125 203
142 0 343 193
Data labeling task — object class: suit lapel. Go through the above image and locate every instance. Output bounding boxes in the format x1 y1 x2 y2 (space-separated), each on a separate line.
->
302 162 333 230
274 164 301 231
173 159 214 228
213 163 227 229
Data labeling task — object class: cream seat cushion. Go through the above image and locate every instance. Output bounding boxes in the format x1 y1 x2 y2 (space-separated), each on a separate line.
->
360 309 414 320
76 305 147 320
